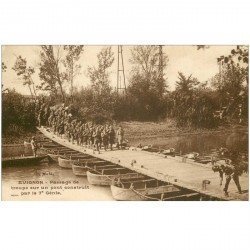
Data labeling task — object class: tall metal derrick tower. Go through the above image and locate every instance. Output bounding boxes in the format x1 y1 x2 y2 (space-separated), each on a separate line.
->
117 45 126 94
158 45 164 81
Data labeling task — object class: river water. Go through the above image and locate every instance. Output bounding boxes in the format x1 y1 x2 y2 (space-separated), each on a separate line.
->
2 163 114 201
131 129 248 155
2 130 248 201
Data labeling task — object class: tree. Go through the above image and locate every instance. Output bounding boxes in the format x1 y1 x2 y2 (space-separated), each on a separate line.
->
12 56 37 97
217 45 248 82
211 64 246 98
39 45 65 100
130 45 168 95
210 64 247 121
127 46 169 120
84 46 115 122
215 45 248 123
175 72 199 92
63 45 84 96
172 73 195 126
171 72 217 127
87 46 114 94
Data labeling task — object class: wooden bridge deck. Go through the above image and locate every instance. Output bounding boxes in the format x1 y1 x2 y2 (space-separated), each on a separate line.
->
38 127 249 201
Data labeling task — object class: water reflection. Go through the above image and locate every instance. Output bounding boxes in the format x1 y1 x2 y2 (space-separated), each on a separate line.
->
149 131 248 155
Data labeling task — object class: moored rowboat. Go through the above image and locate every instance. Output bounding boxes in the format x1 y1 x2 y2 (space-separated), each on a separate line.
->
48 153 59 162
52 149 79 155
71 162 119 176
111 179 180 201
58 156 72 168
40 143 63 148
40 146 71 154
86 168 143 186
71 163 88 176
85 160 110 167
43 149 80 162
47 149 86 165
58 154 95 168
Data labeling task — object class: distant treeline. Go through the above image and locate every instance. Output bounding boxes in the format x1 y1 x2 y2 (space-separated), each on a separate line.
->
2 45 248 133
66 66 248 128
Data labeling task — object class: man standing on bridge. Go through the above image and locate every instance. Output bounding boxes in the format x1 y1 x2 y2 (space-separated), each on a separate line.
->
117 126 124 150
223 162 242 196
30 136 38 157
212 157 242 196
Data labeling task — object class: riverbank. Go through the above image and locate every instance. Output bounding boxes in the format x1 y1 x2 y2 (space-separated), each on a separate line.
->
121 120 248 150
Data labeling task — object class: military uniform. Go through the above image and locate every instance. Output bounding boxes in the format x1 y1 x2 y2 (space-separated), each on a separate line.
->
93 127 101 152
108 126 115 150
223 163 242 195
89 126 94 146
101 127 109 151
212 163 224 186
117 127 124 149
82 124 88 145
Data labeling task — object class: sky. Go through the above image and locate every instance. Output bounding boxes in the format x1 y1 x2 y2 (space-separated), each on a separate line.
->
2 45 236 95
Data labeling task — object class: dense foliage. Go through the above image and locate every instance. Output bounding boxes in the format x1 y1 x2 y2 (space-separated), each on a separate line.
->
2 90 36 136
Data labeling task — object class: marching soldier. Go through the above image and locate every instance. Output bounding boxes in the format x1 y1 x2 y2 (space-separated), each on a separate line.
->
101 126 109 151
108 125 115 150
75 121 82 145
89 124 94 147
117 126 124 149
79 123 85 146
93 126 101 153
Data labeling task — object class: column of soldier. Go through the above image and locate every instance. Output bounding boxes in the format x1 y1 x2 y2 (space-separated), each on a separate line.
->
38 104 124 153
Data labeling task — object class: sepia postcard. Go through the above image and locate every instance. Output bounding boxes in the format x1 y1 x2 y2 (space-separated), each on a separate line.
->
1 45 249 201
